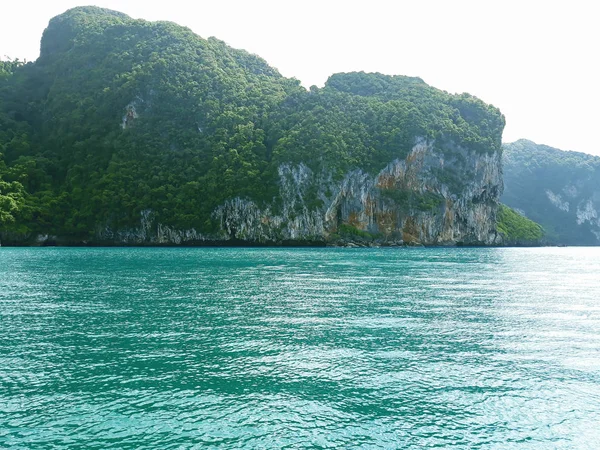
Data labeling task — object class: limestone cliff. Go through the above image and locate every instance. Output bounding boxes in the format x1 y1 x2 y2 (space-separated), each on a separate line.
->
0 8 507 246
95 139 503 246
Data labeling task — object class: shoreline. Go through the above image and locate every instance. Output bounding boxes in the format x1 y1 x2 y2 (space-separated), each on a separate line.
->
0 241 554 249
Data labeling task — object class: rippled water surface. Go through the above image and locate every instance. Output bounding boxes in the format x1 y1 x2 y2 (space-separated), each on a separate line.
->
1 247 600 449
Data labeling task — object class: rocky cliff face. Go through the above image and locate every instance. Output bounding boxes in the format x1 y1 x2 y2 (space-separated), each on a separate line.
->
94 139 503 246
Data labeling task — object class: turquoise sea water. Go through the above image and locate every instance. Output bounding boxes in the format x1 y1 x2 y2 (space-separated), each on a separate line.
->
1 247 599 449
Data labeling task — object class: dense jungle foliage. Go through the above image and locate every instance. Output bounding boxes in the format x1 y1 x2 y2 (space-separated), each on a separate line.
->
503 140 600 245
0 6 506 241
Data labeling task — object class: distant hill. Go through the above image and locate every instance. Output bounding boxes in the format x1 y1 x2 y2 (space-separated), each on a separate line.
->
502 139 600 245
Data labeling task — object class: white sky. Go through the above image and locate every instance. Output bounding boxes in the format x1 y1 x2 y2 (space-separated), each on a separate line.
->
1 0 598 155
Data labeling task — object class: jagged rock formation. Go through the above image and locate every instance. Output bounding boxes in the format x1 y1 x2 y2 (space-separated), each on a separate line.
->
502 139 600 245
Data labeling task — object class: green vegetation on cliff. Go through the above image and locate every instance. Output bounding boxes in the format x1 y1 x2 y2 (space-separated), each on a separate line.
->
497 204 544 245
269 72 504 179
502 140 600 245
0 7 505 243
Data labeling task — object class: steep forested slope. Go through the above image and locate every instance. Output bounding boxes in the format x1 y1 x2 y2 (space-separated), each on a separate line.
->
2 7 302 238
